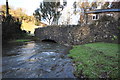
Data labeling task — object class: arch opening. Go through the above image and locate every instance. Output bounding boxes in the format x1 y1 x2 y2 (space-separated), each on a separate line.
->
42 39 57 43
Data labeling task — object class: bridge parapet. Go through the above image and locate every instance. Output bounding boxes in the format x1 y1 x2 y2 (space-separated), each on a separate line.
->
35 25 90 45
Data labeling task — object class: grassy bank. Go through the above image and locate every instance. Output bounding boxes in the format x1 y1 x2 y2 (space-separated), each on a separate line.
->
68 42 119 78
9 39 31 43
8 35 39 43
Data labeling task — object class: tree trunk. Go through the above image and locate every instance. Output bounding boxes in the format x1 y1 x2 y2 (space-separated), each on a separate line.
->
48 19 51 25
6 0 9 16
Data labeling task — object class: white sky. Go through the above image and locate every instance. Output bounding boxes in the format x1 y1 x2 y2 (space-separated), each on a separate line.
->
0 0 115 16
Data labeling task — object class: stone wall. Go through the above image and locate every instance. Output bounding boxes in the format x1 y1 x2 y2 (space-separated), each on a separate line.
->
35 25 89 45
35 19 120 45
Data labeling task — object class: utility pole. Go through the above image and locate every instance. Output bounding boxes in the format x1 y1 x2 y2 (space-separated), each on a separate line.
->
6 0 9 16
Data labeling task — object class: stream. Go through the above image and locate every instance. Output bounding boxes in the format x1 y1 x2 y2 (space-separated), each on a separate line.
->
2 41 75 78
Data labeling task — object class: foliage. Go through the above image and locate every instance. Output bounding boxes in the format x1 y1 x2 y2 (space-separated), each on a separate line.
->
78 1 90 25
36 2 59 24
68 43 119 78
21 20 36 34
34 0 67 25
1 5 6 15
81 1 90 9
112 35 118 41
1 5 37 36
91 2 97 10
110 1 120 9
1 5 34 22
2 15 27 42
35 20 40 26
101 2 110 9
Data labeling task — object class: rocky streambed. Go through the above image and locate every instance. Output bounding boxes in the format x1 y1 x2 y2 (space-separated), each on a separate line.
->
2 41 75 78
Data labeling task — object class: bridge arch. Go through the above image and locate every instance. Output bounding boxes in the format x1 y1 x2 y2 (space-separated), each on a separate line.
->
41 39 57 43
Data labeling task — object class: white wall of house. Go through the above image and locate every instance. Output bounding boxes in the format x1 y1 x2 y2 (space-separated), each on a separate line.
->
58 0 81 25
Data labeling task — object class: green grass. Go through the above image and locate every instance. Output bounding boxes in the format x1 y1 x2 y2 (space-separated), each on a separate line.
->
15 39 31 42
10 39 31 43
68 42 119 78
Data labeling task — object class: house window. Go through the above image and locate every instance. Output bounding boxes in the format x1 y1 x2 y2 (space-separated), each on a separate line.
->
92 14 99 20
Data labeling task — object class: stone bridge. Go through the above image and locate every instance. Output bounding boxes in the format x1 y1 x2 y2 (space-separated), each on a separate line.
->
35 21 119 45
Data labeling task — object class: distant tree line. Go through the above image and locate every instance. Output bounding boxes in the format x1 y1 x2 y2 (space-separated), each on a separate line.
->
1 5 35 22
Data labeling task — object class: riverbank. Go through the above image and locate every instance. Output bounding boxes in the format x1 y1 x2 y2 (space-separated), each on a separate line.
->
68 42 119 78
3 34 39 44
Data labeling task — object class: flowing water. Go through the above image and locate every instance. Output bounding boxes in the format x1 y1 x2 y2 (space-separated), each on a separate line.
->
2 41 75 78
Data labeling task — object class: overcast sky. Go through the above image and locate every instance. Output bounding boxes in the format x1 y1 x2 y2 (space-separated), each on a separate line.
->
0 0 115 16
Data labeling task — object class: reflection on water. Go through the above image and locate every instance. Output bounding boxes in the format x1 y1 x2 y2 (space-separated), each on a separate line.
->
23 41 35 48
2 41 75 78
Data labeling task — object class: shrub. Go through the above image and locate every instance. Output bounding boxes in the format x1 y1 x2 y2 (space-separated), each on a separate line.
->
2 15 27 42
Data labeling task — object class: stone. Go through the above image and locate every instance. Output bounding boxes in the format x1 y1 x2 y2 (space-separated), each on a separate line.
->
35 20 120 45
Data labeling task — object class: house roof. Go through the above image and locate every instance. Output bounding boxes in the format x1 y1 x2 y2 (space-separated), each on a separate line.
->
86 9 120 14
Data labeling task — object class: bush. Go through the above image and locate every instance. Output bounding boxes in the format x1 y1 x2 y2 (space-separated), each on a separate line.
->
35 20 39 26
2 15 27 42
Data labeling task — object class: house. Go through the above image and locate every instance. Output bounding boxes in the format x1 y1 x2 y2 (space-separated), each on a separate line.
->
85 9 120 24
